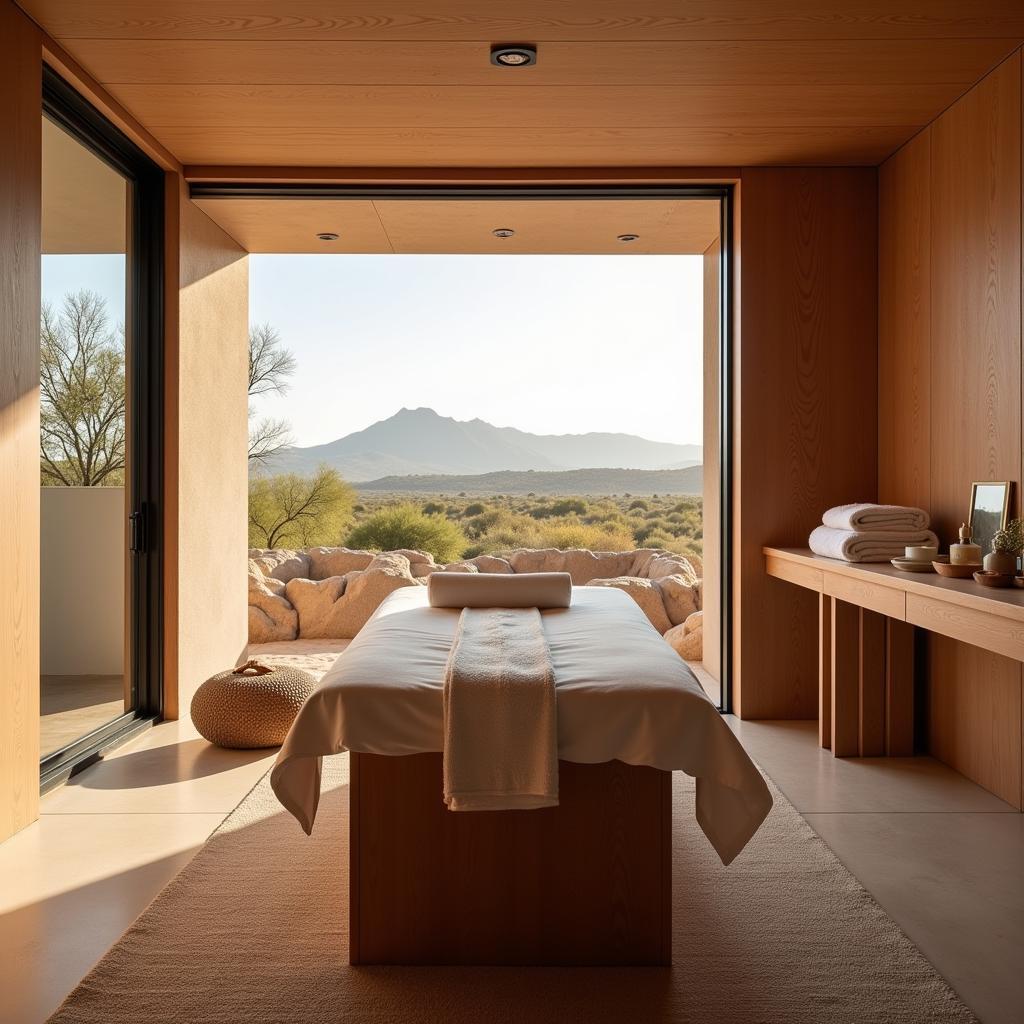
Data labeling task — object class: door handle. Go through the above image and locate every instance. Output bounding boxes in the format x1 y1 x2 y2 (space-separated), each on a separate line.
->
129 510 146 554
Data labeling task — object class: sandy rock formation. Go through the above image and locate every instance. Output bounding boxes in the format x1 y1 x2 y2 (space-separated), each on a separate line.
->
248 564 299 643
664 610 703 661
285 552 420 639
305 546 375 580
249 548 311 583
589 576 672 634
656 574 701 626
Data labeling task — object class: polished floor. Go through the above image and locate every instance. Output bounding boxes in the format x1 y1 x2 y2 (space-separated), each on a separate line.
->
0 709 1020 1022
40 675 125 758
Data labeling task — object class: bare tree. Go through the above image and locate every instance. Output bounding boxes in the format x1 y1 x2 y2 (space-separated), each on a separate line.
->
249 322 297 397
248 415 293 465
248 323 297 465
40 291 126 487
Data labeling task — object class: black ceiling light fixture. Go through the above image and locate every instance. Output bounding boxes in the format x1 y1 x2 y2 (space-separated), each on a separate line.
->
492 227 516 238
491 44 537 67
316 232 339 241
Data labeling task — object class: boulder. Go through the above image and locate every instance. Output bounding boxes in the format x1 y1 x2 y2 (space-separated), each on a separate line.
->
305 546 374 580
559 548 635 585
664 617 703 661
627 549 662 578
645 554 699 584
249 548 311 583
247 567 298 642
508 548 564 574
466 554 514 574
589 576 672 634
655 574 701 626
285 553 420 639
284 576 346 639
685 553 704 578
439 561 480 573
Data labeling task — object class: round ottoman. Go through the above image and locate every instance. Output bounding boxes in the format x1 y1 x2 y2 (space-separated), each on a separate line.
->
191 660 317 749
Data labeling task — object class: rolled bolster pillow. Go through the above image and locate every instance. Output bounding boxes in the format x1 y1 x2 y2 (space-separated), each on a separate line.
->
428 571 572 609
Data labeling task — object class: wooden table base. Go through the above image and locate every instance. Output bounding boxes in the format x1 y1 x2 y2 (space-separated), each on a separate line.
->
349 752 672 966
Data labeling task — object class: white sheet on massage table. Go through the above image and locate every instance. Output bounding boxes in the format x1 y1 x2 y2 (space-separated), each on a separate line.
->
270 585 772 865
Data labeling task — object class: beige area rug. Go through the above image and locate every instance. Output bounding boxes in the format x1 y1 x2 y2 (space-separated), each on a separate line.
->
49 758 975 1024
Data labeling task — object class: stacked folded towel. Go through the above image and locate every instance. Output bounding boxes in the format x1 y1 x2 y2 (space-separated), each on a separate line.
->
809 503 938 563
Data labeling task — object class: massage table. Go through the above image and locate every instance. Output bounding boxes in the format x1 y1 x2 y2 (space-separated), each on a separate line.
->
271 586 771 966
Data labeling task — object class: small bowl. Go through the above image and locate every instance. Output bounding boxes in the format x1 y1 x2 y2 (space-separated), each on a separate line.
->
1013 576 1024 589
933 561 980 579
905 545 939 561
973 570 1014 588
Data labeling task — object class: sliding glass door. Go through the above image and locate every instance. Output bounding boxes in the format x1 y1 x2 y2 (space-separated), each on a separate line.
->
39 69 164 787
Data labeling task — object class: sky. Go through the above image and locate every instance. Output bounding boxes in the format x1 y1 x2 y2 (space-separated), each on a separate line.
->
39 252 707 449
249 254 705 448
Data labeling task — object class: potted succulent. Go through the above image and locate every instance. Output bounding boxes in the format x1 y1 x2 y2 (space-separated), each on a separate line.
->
984 518 1023 574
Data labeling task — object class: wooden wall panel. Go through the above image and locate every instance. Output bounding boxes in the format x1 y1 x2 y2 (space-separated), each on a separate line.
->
878 49 1024 803
928 635 1022 808
735 168 878 719
878 128 931 509
929 52 1022 542
0 0 41 843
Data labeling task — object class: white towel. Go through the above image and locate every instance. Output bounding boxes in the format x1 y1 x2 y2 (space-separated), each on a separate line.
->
809 525 939 563
442 607 558 812
822 502 930 532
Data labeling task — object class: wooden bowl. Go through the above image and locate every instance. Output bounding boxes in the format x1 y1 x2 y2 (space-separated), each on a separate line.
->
973 570 1015 588
1013 576 1024 589
933 561 981 579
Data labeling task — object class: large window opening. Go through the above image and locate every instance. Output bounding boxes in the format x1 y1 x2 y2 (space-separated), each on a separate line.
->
213 189 730 708
39 70 164 787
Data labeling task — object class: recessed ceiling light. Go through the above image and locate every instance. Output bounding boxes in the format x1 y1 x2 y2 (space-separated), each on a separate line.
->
617 234 640 243
492 228 515 238
316 232 339 241
490 45 537 67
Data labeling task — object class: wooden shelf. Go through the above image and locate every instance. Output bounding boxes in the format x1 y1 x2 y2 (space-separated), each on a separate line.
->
765 547 1024 661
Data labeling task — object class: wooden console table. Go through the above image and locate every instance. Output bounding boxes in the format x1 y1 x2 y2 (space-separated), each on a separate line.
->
764 547 1024 758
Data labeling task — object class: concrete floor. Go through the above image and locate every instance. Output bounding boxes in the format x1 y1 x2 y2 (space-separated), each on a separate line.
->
0 711 1020 1022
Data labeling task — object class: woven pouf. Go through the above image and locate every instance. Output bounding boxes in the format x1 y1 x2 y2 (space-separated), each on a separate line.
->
191 660 316 749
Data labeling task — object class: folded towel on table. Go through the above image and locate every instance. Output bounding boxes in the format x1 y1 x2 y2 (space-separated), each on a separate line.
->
809 525 939 563
443 606 558 812
429 570 572 609
822 502 930 532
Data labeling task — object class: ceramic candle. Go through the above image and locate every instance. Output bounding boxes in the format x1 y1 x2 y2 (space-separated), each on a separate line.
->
950 522 982 566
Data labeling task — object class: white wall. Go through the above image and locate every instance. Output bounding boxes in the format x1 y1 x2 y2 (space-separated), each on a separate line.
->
40 486 125 676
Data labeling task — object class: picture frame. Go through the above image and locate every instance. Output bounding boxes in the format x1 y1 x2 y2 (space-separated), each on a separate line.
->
968 481 1012 555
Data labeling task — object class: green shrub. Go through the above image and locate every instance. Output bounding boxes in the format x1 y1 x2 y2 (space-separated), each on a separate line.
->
422 501 445 515
462 502 486 517
249 467 355 549
346 503 467 562
628 498 648 511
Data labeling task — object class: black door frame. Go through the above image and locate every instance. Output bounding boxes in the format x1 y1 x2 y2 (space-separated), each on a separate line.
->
190 182 734 712
39 67 165 790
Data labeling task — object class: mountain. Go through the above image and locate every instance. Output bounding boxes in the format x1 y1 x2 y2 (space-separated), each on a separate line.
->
258 407 702 481
357 466 703 496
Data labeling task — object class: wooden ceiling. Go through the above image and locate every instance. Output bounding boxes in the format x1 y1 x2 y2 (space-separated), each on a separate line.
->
19 2 1024 169
189 197 721 253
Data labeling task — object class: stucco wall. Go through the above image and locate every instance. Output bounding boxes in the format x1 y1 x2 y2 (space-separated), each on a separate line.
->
165 181 249 715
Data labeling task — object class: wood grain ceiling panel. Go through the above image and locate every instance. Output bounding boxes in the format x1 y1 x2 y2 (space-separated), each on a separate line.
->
19 1 1024 41
190 198 392 252
148 125 916 167
373 198 721 254
20 1 1024 168
64 38 1019 87
111 83 964 129
188 197 720 254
